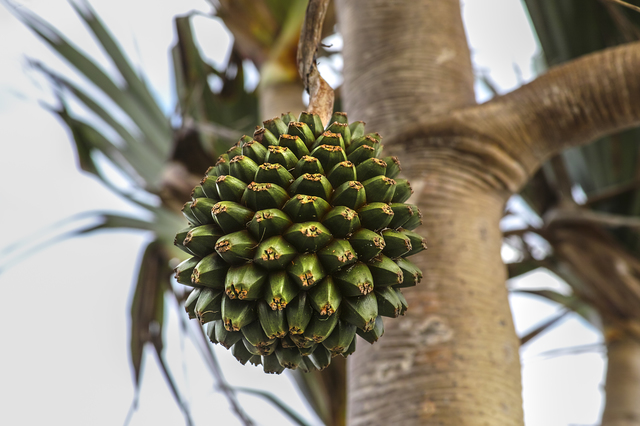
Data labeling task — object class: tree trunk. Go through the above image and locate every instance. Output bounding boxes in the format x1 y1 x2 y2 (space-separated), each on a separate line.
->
347 150 523 425
601 334 640 426
337 1 523 424
259 81 305 121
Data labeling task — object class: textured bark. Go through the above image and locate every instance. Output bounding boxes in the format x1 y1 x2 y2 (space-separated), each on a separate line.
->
335 1 640 424
347 149 523 425
338 0 475 139
338 1 523 425
601 334 640 426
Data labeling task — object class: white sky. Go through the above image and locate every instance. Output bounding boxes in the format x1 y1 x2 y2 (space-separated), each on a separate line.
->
0 1 604 425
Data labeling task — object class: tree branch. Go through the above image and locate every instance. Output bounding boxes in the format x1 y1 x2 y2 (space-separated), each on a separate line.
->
481 41 640 177
545 207 640 230
297 0 334 126
605 0 640 15
548 155 575 203
395 42 640 193
585 176 640 206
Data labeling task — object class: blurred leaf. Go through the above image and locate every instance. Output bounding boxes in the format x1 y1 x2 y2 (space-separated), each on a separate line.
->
8 2 339 423
292 359 346 426
233 387 311 426
32 60 165 179
7 2 172 156
214 0 278 66
172 14 257 156
518 167 557 219
512 288 600 329
189 321 255 425
520 309 570 346
129 240 167 389
258 0 307 89
514 288 576 308
128 241 194 426
70 1 169 134
507 258 544 279
524 0 640 67
532 343 605 360
523 0 640 257
50 99 150 185
152 346 194 426
77 212 157 234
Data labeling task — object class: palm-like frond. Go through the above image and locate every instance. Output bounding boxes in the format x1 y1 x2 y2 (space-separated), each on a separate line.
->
3 2 317 425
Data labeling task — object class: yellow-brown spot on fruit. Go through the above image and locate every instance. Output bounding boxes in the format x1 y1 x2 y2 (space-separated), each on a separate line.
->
300 271 315 287
249 182 271 191
270 298 287 311
183 232 193 245
301 225 321 237
338 251 355 263
211 202 226 215
358 282 373 295
269 146 287 154
262 247 280 261
304 173 323 182
374 237 386 249
215 240 231 252
320 304 335 316
321 144 343 152
255 211 273 222
341 208 357 220
298 195 317 204
260 163 281 170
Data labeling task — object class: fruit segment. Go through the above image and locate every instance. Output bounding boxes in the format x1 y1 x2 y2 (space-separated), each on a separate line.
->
174 111 426 373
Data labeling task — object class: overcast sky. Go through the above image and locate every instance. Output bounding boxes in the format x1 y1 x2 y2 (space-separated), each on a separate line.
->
0 1 604 425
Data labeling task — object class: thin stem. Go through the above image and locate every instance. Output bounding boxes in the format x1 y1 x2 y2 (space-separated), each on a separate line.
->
190 322 255 426
584 177 640 206
545 207 640 229
549 156 575 203
152 343 195 426
605 0 640 14
297 0 334 125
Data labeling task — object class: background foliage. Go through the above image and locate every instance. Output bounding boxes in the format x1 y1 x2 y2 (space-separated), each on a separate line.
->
3 0 636 425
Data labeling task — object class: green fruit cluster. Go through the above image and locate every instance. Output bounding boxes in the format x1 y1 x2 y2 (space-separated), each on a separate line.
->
174 111 427 374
